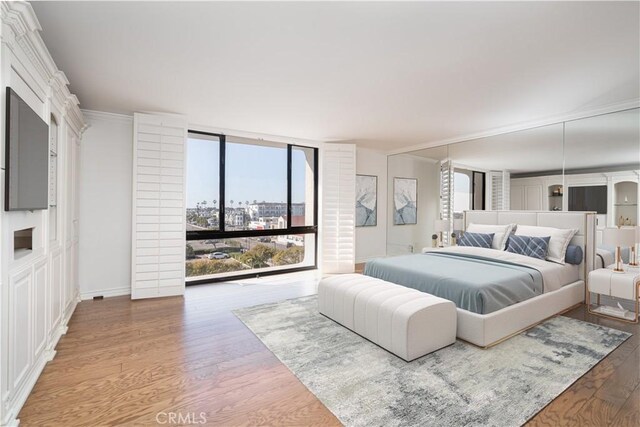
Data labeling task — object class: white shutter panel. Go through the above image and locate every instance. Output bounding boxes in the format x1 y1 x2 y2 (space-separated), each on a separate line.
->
132 113 187 299
321 143 356 274
440 160 453 245
502 171 510 209
490 171 510 210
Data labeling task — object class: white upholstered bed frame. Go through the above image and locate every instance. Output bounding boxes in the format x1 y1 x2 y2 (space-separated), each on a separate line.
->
458 210 597 348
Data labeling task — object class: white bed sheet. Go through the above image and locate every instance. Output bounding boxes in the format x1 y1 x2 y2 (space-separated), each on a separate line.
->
438 246 580 293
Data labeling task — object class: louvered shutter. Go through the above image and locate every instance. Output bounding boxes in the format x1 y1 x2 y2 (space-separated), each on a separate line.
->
132 113 187 299
490 171 510 210
440 160 454 245
322 143 356 273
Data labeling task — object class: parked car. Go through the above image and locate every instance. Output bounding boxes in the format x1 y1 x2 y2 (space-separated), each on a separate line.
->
208 252 230 260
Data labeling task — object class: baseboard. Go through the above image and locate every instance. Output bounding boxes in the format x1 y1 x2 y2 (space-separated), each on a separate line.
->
80 286 131 300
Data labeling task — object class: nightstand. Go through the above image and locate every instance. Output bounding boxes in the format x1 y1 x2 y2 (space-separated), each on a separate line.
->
587 268 639 323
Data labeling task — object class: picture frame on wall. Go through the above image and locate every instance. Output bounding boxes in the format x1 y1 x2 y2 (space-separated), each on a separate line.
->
394 177 417 225
356 174 377 227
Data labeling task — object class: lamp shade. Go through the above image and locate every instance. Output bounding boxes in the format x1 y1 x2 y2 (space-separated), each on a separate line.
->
636 226 640 243
434 219 449 232
453 218 464 230
602 227 636 247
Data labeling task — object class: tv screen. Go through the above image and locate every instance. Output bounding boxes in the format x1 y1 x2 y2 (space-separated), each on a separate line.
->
568 185 607 214
5 87 49 211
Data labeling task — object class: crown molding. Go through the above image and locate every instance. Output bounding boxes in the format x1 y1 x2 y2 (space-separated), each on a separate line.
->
387 99 640 156
189 121 324 148
82 109 133 123
1 0 86 136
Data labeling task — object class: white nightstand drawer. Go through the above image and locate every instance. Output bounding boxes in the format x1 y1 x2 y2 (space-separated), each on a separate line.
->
611 273 638 300
588 269 612 295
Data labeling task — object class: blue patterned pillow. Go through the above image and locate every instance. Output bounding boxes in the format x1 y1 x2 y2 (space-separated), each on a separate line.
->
458 232 494 248
525 236 551 260
506 235 550 260
506 235 530 255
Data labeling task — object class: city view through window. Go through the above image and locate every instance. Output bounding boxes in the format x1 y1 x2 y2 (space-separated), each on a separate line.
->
186 134 316 280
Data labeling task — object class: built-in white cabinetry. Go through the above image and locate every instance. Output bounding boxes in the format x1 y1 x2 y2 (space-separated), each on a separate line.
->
511 171 639 239
510 179 546 211
614 181 638 226
0 3 86 425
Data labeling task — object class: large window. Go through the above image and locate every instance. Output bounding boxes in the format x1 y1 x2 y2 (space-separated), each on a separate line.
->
186 131 318 283
186 134 220 230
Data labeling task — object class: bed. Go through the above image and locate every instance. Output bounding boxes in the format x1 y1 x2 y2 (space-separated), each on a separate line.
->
364 246 579 314
365 211 596 347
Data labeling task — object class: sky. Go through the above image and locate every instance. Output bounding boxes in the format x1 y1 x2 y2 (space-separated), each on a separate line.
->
186 137 310 208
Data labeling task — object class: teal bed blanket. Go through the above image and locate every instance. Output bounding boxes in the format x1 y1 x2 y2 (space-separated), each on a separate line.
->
363 252 544 314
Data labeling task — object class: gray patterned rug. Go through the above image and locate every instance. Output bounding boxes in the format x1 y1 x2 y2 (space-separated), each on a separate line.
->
234 295 630 427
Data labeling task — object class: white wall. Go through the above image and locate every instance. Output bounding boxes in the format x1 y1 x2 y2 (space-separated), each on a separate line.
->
387 154 440 255
78 111 133 299
355 147 387 262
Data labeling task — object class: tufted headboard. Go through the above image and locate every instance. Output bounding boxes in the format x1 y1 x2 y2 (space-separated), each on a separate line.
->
463 210 597 281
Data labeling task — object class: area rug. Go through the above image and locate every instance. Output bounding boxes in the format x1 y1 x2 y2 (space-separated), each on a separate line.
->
234 295 630 427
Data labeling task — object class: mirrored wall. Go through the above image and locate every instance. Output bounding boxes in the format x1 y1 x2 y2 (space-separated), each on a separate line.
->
387 108 640 253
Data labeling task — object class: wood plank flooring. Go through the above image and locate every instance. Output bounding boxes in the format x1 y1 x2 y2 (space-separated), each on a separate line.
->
18 271 639 426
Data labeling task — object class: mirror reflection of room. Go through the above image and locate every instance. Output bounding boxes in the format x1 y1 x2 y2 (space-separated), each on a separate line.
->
386 108 639 256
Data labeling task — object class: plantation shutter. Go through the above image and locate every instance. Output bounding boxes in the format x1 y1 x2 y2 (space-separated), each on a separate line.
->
440 160 454 245
490 171 510 210
321 143 356 273
132 113 187 299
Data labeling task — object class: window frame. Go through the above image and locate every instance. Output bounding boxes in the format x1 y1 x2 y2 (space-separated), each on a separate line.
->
185 130 319 284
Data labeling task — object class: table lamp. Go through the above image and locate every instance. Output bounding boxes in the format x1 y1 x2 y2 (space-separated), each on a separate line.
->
603 227 636 272
434 219 449 247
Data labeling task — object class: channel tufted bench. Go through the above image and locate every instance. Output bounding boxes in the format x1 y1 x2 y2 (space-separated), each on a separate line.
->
318 274 457 361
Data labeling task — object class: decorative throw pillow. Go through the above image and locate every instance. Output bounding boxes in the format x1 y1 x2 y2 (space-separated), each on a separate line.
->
565 245 584 265
506 235 530 255
514 225 578 264
524 236 551 260
458 232 494 249
466 223 515 251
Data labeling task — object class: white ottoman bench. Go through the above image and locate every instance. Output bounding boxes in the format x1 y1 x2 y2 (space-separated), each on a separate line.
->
318 274 457 361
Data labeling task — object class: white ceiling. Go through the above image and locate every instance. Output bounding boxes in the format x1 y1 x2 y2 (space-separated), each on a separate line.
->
32 1 640 151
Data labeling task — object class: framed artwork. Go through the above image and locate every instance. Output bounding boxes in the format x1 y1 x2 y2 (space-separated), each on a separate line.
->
394 177 417 225
356 175 377 227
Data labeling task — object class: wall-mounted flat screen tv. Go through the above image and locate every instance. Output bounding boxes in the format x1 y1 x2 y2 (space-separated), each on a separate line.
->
568 185 607 214
5 87 49 211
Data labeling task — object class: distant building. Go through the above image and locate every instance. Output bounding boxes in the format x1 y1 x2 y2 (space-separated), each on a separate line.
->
277 215 306 228
225 208 248 227
248 202 304 221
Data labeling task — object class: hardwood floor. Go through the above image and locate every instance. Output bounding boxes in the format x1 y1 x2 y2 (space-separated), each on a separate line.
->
18 271 639 426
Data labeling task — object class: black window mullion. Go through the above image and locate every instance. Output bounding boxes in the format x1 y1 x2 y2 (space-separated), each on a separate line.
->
287 145 292 229
219 135 226 232
313 147 318 227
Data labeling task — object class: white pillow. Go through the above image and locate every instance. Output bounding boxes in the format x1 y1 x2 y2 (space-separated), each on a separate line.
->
514 225 578 264
465 223 515 251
